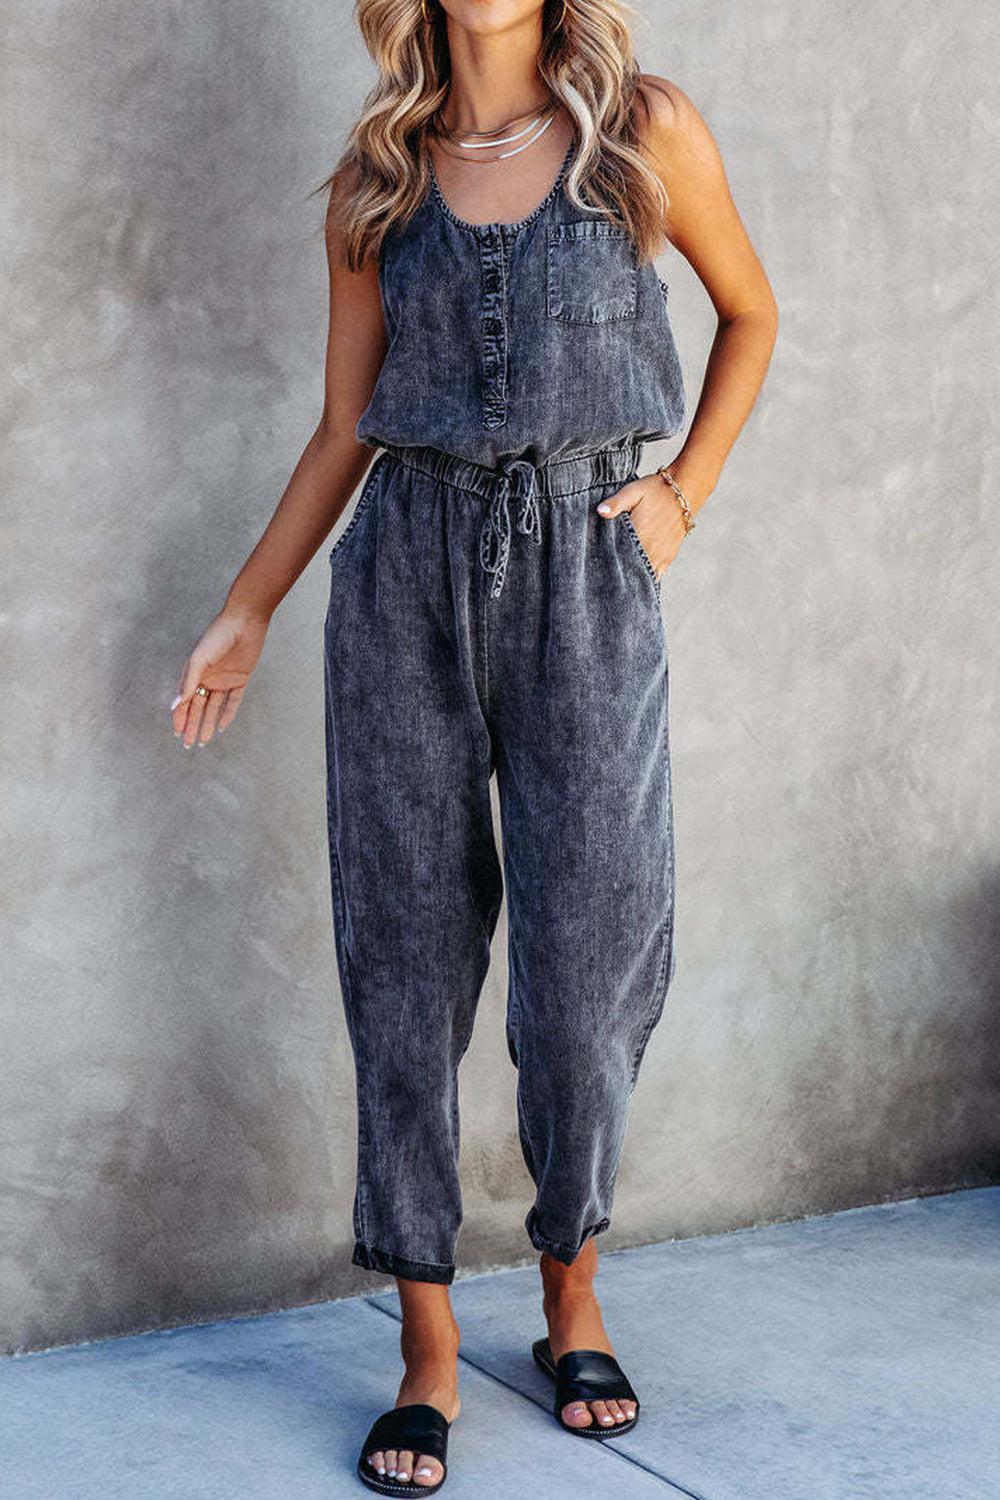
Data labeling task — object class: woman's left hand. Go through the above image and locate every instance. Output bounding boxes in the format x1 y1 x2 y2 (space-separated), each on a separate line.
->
596 472 697 579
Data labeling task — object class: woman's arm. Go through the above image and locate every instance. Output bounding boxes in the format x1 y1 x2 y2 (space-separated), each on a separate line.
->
224 171 387 623
597 75 779 570
169 168 387 748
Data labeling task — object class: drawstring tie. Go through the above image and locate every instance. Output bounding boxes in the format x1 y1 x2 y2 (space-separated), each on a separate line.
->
479 458 541 600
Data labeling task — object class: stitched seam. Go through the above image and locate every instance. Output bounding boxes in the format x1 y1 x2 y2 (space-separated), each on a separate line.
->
548 221 631 241
482 554 491 717
327 836 373 1241
534 1217 611 1255
550 302 638 325
328 456 383 567
355 1241 456 1273
620 511 661 594
480 228 509 431
627 692 675 1096
498 230 509 404
632 950 668 1087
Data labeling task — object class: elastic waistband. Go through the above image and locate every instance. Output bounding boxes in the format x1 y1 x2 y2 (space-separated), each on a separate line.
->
379 437 643 501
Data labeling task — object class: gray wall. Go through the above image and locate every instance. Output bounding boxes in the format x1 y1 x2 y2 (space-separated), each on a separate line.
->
3 1 998 1356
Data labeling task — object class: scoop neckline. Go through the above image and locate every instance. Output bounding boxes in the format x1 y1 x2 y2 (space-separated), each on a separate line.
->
428 137 575 235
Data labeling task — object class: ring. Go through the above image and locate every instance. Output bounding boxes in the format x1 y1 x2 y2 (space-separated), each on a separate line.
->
195 685 209 697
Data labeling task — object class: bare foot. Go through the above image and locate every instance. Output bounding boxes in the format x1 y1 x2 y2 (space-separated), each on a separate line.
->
363 1282 461 1489
540 1237 637 1433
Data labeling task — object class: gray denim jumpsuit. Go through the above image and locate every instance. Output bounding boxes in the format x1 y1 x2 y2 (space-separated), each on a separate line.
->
324 139 686 1285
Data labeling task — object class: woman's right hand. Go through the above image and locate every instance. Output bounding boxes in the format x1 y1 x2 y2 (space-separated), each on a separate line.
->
169 608 270 748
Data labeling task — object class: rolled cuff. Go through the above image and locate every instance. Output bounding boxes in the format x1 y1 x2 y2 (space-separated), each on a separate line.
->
524 1208 611 1266
352 1239 456 1285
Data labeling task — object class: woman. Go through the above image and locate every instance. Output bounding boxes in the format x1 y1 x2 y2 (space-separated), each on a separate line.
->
170 0 777 1491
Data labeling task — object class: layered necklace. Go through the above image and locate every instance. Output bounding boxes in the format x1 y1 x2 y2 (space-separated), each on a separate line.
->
430 96 560 164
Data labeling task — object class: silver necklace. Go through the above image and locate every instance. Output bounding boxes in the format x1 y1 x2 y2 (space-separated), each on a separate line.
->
433 99 559 162
435 113 555 163
454 114 550 151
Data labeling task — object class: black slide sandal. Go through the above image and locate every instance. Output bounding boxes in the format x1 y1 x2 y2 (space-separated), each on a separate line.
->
357 1402 451 1495
532 1337 641 1439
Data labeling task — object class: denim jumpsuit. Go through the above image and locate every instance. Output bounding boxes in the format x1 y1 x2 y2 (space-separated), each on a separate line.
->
324 139 686 1285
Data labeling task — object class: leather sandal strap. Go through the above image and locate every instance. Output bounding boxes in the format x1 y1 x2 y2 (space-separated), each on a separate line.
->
556 1348 639 1409
362 1403 450 1464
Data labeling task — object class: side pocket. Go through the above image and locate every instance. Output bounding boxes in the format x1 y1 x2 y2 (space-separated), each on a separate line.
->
620 510 661 595
329 454 383 568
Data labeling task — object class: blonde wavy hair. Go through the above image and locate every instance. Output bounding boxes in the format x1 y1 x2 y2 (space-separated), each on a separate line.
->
316 0 669 270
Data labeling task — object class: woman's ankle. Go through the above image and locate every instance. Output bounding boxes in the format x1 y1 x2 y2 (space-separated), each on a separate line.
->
400 1322 461 1366
397 1283 461 1357
540 1242 598 1304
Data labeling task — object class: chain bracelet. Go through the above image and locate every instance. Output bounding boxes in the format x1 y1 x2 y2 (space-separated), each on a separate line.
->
656 466 697 534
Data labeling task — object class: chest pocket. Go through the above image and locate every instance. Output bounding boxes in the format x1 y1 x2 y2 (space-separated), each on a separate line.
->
546 220 639 325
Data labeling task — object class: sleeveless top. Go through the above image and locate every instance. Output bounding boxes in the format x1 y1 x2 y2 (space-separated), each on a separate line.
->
355 139 686 470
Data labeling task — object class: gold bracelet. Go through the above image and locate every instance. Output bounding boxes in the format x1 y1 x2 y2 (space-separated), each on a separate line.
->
656 466 697 534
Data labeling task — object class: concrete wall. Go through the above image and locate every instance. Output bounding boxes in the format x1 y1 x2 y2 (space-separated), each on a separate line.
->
3 1 998 1355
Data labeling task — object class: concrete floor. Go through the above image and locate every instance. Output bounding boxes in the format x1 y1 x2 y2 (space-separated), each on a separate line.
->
3 1187 998 1500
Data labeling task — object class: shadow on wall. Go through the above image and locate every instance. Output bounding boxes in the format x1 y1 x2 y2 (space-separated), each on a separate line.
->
4 3 364 1353
97 0 354 1333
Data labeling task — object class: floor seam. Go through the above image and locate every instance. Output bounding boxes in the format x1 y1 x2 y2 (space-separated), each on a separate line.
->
361 1297 712 1500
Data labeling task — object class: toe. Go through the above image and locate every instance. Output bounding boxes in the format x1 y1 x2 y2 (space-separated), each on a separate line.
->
385 1447 398 1476
413 1455 444 1487
605 1399 626 1422
396 1449 414 1483
367 1449 386 1475
620 1399 637 1420
561 1399 593 1428
589 1399 615 1428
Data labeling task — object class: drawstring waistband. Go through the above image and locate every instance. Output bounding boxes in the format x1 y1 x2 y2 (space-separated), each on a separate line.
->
379 439 644 601
478 459 541 600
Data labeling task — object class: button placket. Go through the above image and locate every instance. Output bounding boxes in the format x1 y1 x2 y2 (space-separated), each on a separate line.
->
479 227 508 430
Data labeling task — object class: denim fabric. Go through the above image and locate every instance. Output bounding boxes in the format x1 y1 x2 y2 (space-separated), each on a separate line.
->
325 141 681 1283
324 442 676 1285
356 139 686 466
